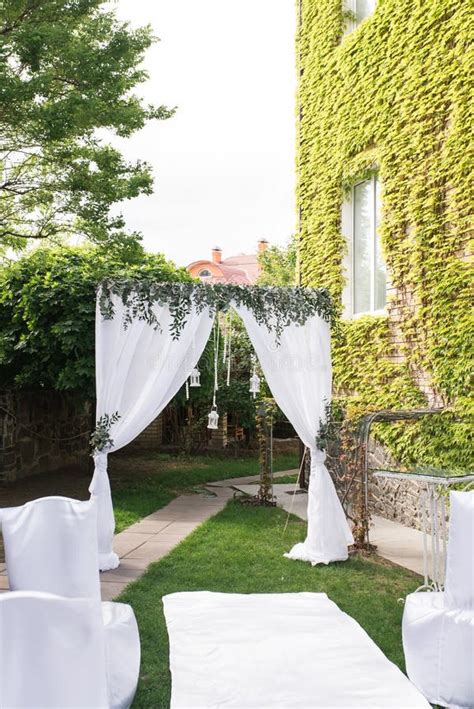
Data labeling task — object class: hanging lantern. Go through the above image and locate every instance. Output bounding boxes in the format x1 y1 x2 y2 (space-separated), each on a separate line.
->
190 367 201 387
207 406 219 430
249 372 261 398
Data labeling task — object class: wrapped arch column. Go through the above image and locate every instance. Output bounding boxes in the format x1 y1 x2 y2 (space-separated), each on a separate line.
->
234 304 353 565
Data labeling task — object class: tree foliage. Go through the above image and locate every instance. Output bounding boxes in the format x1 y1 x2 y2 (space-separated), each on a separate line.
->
0 245 190 394
257 235 297 286
0 0 173 250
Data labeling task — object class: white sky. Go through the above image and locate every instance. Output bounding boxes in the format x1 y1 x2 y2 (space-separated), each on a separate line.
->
113 0 296 267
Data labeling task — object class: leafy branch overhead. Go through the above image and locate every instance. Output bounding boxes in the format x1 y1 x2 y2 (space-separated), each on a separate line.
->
0 245 191 395
98 281 336 340
0 0 174 250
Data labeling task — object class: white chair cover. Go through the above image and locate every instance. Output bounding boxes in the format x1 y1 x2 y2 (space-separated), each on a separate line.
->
0 591 109 708
444 490 474 610
102 601 141 709
402 491 474 708
0 496 141 708
1 496 101 599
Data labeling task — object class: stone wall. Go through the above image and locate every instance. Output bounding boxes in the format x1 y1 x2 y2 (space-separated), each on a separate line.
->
367 440 424 531
128 414 163 452
0 390 91 483
369 475 425 531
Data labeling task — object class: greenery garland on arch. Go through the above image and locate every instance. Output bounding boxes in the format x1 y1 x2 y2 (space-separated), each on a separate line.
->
97 280 335 340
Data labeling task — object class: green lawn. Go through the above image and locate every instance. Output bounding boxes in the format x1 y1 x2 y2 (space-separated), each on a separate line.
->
112 452 298 532
118 501 420 709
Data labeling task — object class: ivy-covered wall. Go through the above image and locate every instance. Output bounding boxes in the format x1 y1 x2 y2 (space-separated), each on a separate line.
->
297 0 473 469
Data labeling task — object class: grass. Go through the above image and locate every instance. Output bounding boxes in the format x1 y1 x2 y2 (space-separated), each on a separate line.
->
118 501 421 709
111 452 298 532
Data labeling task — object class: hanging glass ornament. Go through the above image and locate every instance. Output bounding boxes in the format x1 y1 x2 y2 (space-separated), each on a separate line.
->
249 354 260 398
207 405 219 430
249 372 261 398
190 367 201 387
208 321 221 430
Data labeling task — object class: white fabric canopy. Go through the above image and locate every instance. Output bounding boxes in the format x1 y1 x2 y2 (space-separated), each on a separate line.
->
93 287 352 569
234 305 353 564
164 591 430 708
92 294 214 569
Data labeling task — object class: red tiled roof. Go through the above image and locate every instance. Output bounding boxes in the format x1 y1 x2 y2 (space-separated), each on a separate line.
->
187 253 259 284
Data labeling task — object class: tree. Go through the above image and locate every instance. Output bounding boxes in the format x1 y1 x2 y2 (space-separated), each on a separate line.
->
0 245 190 394
257 235 297 286
0 0 173 250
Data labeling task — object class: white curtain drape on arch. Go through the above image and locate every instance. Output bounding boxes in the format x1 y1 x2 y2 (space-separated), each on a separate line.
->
93 289 352 570
92 294 214 570
234 305 353 564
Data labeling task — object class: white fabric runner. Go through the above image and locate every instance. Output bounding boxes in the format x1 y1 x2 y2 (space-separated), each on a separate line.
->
234 306 353 564
164 591 430 709
93 294 214 569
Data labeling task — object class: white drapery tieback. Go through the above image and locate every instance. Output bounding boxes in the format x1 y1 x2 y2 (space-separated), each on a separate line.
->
285 447 353 566
90 451 119 571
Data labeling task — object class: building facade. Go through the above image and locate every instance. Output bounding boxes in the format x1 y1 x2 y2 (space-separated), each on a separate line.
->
297 0 472 473
187 240 268 284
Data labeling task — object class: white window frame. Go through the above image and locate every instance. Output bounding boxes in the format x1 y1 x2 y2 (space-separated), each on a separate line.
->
344 0 376 32
342 175 387 319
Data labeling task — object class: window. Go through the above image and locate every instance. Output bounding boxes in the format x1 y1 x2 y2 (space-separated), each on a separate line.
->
343 175 386 316
347 0 376 28
198 269 211 278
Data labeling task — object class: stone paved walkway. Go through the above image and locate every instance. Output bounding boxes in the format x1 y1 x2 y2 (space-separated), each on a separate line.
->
100 486 233 600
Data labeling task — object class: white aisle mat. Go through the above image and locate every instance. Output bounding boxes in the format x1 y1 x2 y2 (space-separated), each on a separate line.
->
163 592 429 709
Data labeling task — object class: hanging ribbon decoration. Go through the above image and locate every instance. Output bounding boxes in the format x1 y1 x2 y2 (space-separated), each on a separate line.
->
249 353 261 398
214 318 219 393
207 319 220 430
190 334 201 388
226 311 232 386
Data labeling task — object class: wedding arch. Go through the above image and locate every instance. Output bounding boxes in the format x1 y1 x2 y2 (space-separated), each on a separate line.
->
91 281 353 571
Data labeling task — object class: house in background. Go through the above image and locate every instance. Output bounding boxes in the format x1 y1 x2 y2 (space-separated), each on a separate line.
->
297 0 471 526
187 240 268 284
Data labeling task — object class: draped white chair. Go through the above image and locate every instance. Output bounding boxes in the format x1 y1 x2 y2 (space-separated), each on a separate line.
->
0 591 109 708
0 496 140 709
402 491 474 708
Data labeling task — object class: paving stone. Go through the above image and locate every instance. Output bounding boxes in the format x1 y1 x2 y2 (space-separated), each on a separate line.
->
0 576 10 590
125 520 173 535
123 540 176 562
100 559 146 584
101 581 127 601
113 532 152 557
